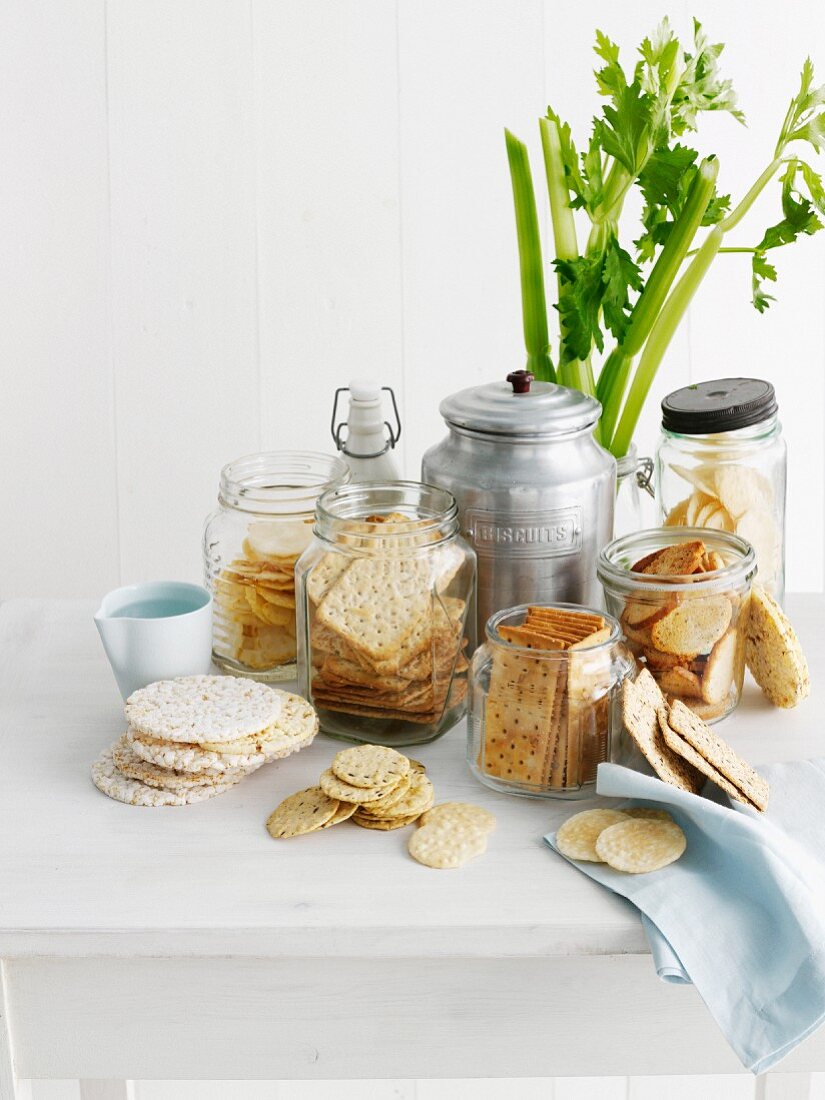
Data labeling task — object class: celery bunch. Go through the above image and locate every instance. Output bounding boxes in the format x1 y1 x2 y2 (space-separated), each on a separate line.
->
506 19 825 457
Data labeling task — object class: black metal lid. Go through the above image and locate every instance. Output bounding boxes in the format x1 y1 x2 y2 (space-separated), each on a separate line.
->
661 378 778 435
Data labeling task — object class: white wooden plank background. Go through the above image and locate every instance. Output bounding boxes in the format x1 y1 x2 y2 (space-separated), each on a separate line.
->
1 0 823 600
5 0 825 1094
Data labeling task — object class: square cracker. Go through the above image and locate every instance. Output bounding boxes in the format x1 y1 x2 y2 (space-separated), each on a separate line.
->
621 671 704 794
658 709 760 810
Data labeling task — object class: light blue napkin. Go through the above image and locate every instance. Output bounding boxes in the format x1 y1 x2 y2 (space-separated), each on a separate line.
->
545 759 825 1074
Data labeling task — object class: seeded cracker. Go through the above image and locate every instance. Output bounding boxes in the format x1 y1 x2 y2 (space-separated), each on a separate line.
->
595 818 686 873
744 585 810 708
621 671 704 794
331 744 410 789
359 773 434 819
266 787 341 838
555 808 629 861
125 675 282 743
319 768 401 804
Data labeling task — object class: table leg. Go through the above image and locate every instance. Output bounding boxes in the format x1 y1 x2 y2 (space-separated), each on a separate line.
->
1 962 32 1100
78 1084 135 1100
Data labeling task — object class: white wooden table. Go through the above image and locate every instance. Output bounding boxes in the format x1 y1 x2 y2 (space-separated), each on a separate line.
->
1 597 823 1097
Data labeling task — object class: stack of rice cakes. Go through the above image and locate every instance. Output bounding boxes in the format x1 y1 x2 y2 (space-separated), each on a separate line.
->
214 519 312 672
308 515 469 727
482 606 612 792
91 675 318 806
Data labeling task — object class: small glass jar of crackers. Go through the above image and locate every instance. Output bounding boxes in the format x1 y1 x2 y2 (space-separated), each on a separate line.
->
468 603 634 799
296 481 476 746
656 378 786 601
598 529 756 724
204 451 350 680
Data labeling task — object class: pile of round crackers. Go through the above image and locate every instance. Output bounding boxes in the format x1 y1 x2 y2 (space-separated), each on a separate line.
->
556 806 687 874
214 519 312 672
664 462 781 590
91 675 318 807
266 744 495 868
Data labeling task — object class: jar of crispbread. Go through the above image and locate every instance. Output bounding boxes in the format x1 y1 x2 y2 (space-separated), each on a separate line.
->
296 481 476 746
598 529 756 723
468 604 634 799
656 379 786 602
204 452 349 681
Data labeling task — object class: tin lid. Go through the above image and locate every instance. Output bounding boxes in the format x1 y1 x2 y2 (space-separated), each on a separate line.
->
438 377 602 438
661 378 778 435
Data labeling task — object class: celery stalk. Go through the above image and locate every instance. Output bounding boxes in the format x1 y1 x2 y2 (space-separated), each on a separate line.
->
505 130 555 382
610 225 724 457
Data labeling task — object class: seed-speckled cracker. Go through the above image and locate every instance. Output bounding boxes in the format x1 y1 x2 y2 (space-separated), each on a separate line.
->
744 586 809 708
359 772 434 820
265 787 341 838
125 675 283 743
352 812 421 831
319 768 401 804
621 671 704 794
595 818 686 873
331 744 410 789
555 808 629 861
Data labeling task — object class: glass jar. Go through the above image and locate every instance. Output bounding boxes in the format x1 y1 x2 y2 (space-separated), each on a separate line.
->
598 528 756 723
614 443 657 538
204 451 350 680
468 603 634 799
296 481 476 747
656 378 786 601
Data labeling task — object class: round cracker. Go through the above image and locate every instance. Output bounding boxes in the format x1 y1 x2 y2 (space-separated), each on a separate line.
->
265 787 340 838
595 818 686 873
128 725 314 773
352 812 421 831
321 800 358 828
125 675 282 743
331 745 410 789
622 807 674 823
555 808 629 862
355 770 413 813
111 735 252 789
319 768 400 804
91 746 235 807
418 802 496 834
408 822 487 869
359 773 434 820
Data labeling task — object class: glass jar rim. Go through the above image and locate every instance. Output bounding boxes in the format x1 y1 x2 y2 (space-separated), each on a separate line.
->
315 480 459 546
219 451 350 514
597 527 756 593
485 602 622 653
660 413 781 446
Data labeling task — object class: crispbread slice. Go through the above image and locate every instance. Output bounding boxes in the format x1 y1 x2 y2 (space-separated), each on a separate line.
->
744 586 810 708
641 540 705 576
702 630 738 705
650 596 732 657
621 672 704 794
667 699 769 811
658 665 702 699
659 709 755 808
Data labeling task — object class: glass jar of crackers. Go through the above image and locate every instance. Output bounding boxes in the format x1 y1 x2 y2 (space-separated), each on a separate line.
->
656 378 786 601
468 604 634 799
204 451 350 680
598 529 756 723
296 481 476 746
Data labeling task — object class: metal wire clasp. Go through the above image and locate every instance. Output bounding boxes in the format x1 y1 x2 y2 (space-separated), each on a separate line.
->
330 385 402 459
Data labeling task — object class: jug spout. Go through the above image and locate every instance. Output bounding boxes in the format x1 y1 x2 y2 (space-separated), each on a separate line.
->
94 614 134 699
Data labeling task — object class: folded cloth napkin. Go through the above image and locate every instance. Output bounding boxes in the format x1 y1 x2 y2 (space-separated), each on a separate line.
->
545 759 825 1074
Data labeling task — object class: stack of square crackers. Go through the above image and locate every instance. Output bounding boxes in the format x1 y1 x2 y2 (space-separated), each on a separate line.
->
622 667 770 811
481 606 613 792
306 522 470 727
214 519 313 672
91 675 318 807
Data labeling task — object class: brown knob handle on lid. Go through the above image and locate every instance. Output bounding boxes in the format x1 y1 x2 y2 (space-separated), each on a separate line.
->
507 369 534 394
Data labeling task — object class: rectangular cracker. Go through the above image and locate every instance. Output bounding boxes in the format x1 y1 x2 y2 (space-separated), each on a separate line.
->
483 647 562 785
667 698 769 810
659 709 760 810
